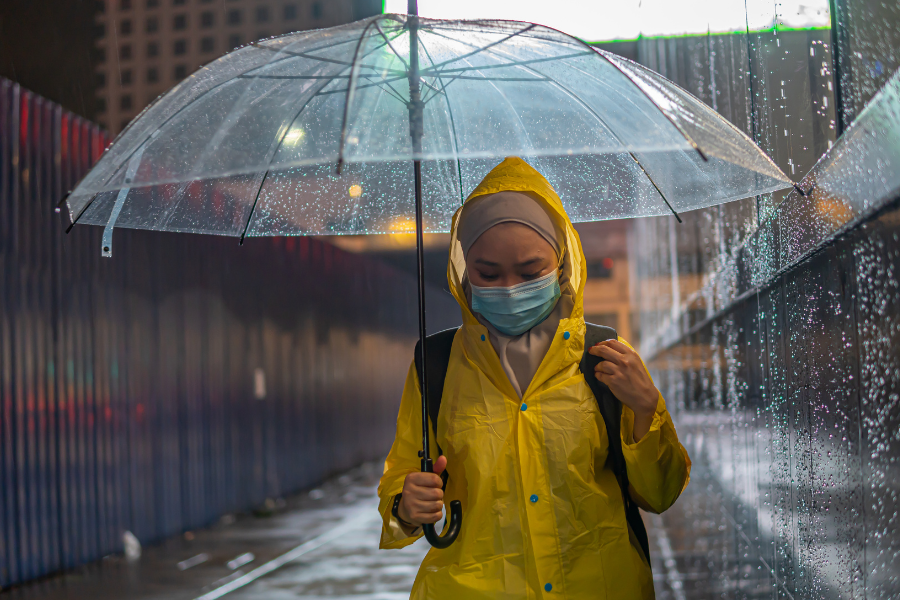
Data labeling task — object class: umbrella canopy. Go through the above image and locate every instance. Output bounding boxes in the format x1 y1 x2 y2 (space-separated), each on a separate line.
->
62 10 796 551
65 14 791 243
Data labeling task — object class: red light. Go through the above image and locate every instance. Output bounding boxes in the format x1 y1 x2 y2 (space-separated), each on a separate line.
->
602 257 614 270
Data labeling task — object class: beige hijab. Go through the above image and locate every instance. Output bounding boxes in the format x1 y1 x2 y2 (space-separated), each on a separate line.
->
459 191 575 398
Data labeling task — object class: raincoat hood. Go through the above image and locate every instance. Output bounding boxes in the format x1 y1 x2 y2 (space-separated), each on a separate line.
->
448 157 586 328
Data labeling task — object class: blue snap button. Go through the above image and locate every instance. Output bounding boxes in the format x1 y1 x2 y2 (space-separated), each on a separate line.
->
530 494 538 503
520 403 527 411
481 334 486 341
563 331 570 340
544 583 553 592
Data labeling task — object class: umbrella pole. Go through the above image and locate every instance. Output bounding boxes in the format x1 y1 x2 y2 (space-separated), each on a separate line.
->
407 0 462 549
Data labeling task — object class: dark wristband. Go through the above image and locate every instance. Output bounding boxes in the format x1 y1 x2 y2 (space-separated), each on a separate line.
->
391 493 416 528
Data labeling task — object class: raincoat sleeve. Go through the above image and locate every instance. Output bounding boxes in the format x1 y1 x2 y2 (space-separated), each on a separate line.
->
617 337 691 514
377 360 439 549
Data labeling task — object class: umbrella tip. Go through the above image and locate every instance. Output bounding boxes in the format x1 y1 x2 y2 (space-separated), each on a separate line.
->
793 182 812 197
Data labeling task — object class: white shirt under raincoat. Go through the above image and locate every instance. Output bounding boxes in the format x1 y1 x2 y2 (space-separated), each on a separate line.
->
378 157 691 599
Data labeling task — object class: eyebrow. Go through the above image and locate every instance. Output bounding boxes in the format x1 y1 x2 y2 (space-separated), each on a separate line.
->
515 258 544 267
474 258 499 267
473 257 546 268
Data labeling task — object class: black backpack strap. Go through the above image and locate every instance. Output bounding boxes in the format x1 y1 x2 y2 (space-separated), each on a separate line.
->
414 327 459 487
580 323 651 567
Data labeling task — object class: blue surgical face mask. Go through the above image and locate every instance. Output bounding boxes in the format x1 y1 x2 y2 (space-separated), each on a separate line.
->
471 270 562 336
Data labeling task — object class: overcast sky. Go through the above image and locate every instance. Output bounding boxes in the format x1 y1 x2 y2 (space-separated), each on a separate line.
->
383 0 831 41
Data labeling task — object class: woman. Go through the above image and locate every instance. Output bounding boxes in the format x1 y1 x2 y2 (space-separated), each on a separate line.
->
377 157 690 599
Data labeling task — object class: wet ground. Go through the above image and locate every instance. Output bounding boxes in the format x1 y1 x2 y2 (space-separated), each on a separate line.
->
1 461 722 600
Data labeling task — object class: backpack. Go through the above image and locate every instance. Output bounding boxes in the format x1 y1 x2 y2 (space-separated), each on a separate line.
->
414 323 651 565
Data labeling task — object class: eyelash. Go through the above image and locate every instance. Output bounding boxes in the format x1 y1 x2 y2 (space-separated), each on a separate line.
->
478 271 541 281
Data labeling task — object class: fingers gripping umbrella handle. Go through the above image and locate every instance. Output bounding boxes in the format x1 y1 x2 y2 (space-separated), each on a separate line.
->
423 500 463 549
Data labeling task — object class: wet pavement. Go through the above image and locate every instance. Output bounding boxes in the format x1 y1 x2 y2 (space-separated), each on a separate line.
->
2 461 720 600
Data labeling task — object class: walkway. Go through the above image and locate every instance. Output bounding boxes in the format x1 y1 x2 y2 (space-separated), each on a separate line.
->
3 461 716 600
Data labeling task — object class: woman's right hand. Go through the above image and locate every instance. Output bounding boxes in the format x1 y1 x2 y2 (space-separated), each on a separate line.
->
398 455 447 526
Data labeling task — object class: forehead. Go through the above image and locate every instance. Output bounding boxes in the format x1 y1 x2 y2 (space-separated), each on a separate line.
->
467 223 555 262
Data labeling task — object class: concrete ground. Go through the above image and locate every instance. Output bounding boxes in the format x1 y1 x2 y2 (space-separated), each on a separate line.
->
2 461 711 600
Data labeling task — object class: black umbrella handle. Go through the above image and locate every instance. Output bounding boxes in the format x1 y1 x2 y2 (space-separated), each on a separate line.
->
420 458 462 548
423 501 463 549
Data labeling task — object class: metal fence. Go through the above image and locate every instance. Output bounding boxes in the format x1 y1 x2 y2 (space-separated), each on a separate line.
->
0 78 459 588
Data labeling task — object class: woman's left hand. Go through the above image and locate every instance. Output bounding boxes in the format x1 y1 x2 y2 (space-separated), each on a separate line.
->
588 340 659 441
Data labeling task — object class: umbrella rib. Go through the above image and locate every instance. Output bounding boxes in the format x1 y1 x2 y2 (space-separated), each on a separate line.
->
238 68 353 243
239 171 270 244
432 30 682 223
424 52 592 76
65 192 99 233
495 57 684 222
597 53 708 162
372 20 409 70
418 37 465 205
316 72 553 98
360 74 408 105
421 23 537 73
538 28 709 162
89 19 398 195
337 18 389 174
421 29 684 221
248 42 407 76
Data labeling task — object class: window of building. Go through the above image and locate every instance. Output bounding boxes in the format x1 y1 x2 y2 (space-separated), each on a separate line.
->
120 0 132 10
284 4 297 19
120 19 132 35
174 64 188 79
228 34 241 49
200 11 214 27
200 0 214 3
226 9 241 25
586 258 615 279
174 39 187 55
121 69 133 85
255 6 270 22
120 119 131 131
96 72 106 88
173 14 187 30
173 0 186 5
97 48 106 63
147 67 159 83
200 36 215 53
97 98 107 113
146 0 158 7
311 1 322 19
94 23 105 38
146 16 158 33
120 44 132 60
96 1 105 13
120 94 133 110
147 41 159 57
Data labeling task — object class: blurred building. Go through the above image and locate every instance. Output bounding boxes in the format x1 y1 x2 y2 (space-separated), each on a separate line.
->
93 0 380 134
575 220 632 341
0 0 101 120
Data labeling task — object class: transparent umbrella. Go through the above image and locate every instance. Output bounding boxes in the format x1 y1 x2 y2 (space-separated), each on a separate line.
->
63 3 793 549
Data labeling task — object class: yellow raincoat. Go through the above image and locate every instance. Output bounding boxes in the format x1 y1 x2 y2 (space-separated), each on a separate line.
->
377 157 690 599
